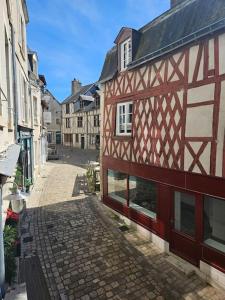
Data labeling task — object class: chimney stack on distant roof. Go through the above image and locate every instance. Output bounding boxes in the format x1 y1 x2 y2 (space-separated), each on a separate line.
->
71 78 82 95
171 0 185 8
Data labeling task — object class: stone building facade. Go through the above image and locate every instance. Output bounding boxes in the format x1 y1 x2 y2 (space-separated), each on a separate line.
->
42 89 62 145
0 0 48 222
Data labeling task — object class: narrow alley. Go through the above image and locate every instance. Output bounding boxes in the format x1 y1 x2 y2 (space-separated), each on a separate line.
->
19 148 225 300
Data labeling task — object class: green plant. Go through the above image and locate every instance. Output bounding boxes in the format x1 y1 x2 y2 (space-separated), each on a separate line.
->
15 165 23 187
24 178 32 187
9 165 23 193
86 166 96 193
4 225 17 284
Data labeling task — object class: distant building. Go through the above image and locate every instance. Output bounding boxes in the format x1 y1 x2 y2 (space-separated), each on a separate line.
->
42 90 62 145
28 50 47 178
62 79 100 149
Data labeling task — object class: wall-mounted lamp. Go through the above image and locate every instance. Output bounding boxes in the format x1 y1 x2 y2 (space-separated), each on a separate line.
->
4 182 27 214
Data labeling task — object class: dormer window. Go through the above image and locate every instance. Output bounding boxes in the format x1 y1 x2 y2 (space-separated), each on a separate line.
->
121 38 132 71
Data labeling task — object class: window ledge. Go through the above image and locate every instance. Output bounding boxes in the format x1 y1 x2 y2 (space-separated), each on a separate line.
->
112 135 133 141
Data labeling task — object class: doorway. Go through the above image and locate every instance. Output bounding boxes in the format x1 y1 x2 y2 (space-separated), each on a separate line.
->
56 131 61 144
81 136 85 149
170 190 200 266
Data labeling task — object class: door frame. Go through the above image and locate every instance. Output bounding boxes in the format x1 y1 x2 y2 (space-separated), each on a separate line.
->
169 188 203 266
81 135 85 149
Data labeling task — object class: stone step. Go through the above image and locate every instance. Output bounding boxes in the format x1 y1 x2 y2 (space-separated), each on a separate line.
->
5 283 27 300
166 254 196 277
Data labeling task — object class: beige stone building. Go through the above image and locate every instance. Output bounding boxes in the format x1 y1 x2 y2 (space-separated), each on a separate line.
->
62 80 100 149
0 0 48 220
28 50 47 178
43 89 62 145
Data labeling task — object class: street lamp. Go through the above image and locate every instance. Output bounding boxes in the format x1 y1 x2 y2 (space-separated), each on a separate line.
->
6 182 27 213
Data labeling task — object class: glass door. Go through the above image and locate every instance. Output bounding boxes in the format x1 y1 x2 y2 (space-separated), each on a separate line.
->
170 191 199 266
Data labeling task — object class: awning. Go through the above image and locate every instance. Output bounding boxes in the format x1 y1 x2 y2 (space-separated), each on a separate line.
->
0 144 21 177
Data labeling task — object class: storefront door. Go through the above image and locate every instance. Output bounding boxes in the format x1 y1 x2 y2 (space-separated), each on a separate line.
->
81 136 85 149
170 190 200 266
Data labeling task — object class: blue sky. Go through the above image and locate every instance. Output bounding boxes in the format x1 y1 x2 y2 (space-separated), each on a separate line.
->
27 0 170 102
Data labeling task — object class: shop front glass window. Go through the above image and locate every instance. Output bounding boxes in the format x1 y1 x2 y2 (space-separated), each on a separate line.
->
108 170 127 204
204 196 225 253
174 192 195 238
129 176 157 219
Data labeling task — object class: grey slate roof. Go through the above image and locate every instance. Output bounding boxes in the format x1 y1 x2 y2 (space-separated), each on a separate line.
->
62 84 93 104
99 0 225 83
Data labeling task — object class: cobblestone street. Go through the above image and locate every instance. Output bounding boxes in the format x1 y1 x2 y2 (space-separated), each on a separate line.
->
20 148 225 300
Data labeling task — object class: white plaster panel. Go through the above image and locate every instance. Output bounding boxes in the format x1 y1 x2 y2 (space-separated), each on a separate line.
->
187 84 215 104
219 33 225 75
208 38 215 71
185 105 213 137
184 143 199 173
216 80 225 177
188 45 199 83
199 142 211 174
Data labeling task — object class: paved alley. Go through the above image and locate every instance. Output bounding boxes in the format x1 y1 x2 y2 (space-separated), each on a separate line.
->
20 147 225 300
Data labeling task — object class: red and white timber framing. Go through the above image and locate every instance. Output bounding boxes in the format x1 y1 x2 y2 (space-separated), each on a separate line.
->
102 32 225 282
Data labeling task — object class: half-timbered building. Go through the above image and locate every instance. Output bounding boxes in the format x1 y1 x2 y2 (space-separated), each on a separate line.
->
100 0 225 287
62 79 100 149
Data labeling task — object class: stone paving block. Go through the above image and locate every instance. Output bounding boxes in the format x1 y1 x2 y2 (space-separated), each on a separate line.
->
20 148 225 300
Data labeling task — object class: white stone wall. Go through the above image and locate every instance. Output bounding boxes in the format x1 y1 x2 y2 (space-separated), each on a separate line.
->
0 0 15 152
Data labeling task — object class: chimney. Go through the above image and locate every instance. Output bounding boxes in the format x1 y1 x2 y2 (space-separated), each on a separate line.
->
171 0 185 8
71 78 82 95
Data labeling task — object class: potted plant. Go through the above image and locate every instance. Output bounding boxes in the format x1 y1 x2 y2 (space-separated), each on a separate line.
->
24 178 32 193
86 165 96 194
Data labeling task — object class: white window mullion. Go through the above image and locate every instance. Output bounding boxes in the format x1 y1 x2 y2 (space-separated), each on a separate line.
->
120 38 132 71
116 102 133 136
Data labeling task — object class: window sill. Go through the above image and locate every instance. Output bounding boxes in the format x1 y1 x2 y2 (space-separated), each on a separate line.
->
112 135 132 141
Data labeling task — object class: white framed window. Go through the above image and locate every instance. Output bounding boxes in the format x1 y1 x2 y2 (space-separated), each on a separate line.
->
116 102 133 136
120 38 132 71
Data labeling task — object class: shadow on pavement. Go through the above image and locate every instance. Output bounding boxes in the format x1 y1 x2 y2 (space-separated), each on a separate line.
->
19 196 224 300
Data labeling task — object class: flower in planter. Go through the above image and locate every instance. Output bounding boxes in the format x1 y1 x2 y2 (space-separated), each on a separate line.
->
6 209 19 223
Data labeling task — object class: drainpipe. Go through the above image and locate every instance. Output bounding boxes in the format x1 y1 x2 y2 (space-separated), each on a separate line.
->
0 179 5 299
10 23 18 143
28 84 34 183
86 111 88 150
